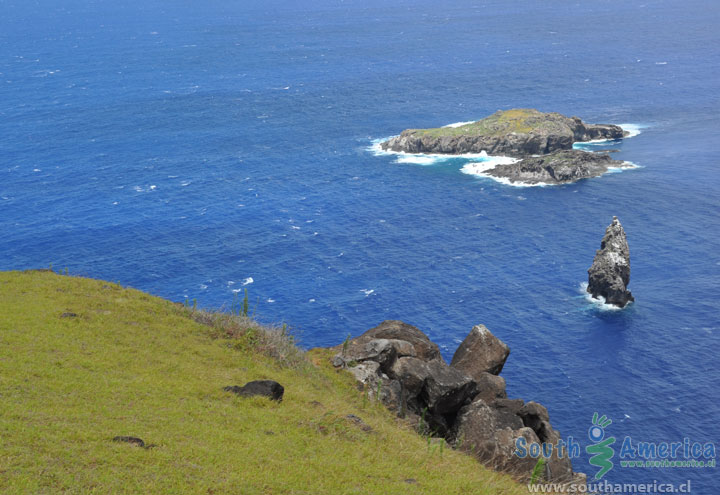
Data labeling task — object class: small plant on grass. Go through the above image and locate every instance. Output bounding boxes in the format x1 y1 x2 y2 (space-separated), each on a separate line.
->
530 457 546 485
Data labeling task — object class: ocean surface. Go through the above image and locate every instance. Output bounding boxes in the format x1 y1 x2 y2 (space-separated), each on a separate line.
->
2 0 719 490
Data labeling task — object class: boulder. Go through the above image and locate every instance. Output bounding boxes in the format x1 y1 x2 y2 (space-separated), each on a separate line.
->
472 372 508 403
587 216 634 308
224 380 284 401
336 338 416 372
518 401 574 483
346 320 443 362
451 399 538 475
450 324 510 376
346 360 381 385
518 401 550 436
391 357 478 416
492 398 525 416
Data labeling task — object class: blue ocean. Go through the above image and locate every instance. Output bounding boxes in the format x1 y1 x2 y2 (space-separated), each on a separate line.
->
2 0 719 490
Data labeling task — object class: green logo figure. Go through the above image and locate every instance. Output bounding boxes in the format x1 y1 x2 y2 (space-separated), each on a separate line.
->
586 412 615 480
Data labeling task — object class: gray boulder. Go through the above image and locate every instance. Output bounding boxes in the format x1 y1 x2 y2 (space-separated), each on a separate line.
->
587 216 634 308
391 357 478 415
337 338 416 372
450 324 510 376
451 399 538 475
335 320 443 363
472 372 508 404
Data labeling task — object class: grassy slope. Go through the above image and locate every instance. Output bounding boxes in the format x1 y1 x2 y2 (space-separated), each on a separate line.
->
0 270 526 495
409 109 563 138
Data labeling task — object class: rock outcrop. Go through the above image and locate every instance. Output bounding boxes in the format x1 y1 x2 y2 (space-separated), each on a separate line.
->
587 217 634 308
483 149 628 185
380 109 626 157
329 320 580 484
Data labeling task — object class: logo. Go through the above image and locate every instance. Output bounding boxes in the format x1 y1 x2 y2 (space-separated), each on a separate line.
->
586 412 616 479
514 411 716 484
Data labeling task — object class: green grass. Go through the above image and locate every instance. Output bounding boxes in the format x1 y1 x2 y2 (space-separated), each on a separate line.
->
408 108 566 138
0 270 527 494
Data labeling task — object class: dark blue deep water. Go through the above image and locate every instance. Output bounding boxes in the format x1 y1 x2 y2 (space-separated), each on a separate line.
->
2 0 719 491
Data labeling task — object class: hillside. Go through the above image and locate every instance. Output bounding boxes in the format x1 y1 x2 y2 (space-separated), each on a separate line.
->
0 270 527 494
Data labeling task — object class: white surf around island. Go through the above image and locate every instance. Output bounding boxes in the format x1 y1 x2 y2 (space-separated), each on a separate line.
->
579 282 631 311
369 138 517 167
369 123 646 188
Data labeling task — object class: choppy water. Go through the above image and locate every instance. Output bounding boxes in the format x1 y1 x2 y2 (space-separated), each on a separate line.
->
2 0 719 490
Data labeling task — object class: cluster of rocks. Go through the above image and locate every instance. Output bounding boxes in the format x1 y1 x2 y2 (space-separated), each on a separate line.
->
380 108 632 185
331 320 584 484
485 149 627 185
587 216 634 307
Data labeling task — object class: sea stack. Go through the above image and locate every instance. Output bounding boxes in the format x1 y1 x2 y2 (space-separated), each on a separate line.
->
587 216 634 308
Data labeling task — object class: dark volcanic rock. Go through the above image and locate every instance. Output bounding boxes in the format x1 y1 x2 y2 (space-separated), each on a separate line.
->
587 216 634 308
518 402 575 482
391 357 478 416
224 380 285 401
484 150 627 185
380 109 625 157
113 436 146 448
472 372 508 404
451 399 539 474
450 324 510 376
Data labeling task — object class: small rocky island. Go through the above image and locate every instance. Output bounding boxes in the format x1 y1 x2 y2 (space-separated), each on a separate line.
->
484 150 621 185
587 216 634 307
330 320 585 485
381 108 633 185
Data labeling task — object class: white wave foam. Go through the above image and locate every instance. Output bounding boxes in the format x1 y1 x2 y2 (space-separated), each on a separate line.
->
133 185 155 193
572 138 616 148
241 277 253 286
579 282 628 311
442 120 476 128
360 289 374 296
460 157 552 188
395 155 444 165
607 161 642 173
371 138 518 168
618 123 646 138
